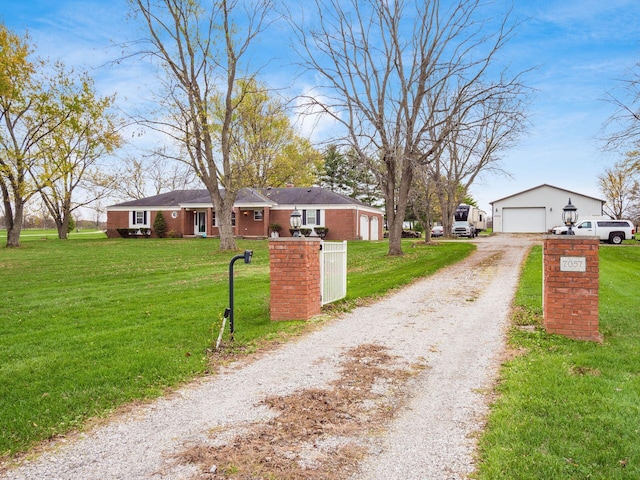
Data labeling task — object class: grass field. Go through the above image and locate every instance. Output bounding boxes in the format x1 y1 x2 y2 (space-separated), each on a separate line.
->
476 245 640 479
0 235 474 458
1 228 107 241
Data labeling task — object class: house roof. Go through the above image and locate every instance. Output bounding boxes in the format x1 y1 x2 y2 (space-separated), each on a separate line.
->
256 186 373 207
108 187 382 211
490 184 606 204
110 189 210 208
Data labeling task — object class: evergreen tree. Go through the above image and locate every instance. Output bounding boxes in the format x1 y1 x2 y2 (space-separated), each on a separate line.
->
153 211 167 238
320 145 354 196
321 145 383 206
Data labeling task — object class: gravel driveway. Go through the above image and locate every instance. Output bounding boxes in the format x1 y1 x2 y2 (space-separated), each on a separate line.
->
2 235 537 480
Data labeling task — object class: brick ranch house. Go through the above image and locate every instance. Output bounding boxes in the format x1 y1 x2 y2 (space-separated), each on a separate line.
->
106 186 384 241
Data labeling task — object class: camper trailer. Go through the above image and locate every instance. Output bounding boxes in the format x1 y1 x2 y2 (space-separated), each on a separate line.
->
452 204 487 238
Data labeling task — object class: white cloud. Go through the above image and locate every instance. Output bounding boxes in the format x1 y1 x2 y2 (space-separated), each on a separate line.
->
292 85 344 144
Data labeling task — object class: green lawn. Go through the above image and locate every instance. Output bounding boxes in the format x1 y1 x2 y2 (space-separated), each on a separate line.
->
1 228 107 241
476 245 640 479
0 236 473 458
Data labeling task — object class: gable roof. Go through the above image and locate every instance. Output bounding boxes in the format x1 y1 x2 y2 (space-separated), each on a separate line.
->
490 184 605 204
108 187 382 211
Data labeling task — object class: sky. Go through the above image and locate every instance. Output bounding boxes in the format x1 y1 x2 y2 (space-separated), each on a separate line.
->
2 0 640 219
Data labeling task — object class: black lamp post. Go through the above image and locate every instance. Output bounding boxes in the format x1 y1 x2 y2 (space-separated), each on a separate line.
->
290 206 302 237
225 250 253 343
562 198 578 235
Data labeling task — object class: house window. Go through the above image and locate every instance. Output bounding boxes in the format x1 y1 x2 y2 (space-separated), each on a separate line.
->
231 211 236 227
303 209 321 226
254 210 263 221
212 211 217 226
131 210 149 226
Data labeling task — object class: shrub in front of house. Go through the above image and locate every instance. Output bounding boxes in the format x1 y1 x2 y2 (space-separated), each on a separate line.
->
116 228 151 238
269 223 282 233
153 211 167 238
314 227 328 239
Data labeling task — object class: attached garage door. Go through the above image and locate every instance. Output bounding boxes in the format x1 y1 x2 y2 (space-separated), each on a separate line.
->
370 217 379 240
502 207 546 233
359 215 369 240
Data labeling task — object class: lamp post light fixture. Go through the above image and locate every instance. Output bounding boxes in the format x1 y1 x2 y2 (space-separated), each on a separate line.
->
562 198 578 235
290 206 302 237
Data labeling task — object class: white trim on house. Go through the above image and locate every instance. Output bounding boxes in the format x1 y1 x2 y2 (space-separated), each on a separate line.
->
109 205 181 212
129 210 150 228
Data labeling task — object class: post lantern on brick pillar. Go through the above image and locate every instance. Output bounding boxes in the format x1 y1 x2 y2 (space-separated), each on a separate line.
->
562 198 578 235
290 206 302 237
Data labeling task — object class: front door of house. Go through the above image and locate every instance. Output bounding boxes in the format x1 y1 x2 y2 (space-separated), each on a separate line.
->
194 211 206 236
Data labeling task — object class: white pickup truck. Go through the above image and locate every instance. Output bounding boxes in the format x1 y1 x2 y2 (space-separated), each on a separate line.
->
552 219 635 244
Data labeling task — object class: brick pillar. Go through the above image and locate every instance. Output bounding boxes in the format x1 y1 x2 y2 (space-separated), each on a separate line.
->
543 236 601 342
269 237 322 321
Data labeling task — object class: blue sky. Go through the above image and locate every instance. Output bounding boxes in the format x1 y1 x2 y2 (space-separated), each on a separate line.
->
3 0 640 217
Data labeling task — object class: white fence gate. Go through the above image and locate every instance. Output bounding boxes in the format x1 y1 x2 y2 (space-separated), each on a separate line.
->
320 241 347 305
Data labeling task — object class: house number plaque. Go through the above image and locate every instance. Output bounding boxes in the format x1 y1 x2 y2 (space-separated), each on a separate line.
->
560 256 586 272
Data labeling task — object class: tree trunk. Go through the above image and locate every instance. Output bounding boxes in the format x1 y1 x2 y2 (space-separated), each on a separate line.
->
385 161 414 256
210 191 237 251
218 221 236 250
5 199 23 248
386 211 404 256
423 212 433 243
57 212 69 240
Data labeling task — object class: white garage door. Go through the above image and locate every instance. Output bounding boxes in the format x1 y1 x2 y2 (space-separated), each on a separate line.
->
370 217 379 240
360 215 369 240
502 207 546 233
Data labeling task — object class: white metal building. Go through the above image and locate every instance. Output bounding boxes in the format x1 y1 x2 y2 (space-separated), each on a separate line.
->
491 184 605 233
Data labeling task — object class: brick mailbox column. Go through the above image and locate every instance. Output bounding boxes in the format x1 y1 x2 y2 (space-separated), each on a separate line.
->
269 237 322 321
543 236 601 342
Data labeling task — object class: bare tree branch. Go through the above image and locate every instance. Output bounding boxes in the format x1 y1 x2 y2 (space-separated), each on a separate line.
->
289 0 528 255
128 0 275 249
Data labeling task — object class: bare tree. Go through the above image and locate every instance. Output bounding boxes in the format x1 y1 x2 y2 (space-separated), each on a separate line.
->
112 153 201 201
291 0 527 255
129 0 274 250
148 155 202 194
409 166 439 242
603 61 640 150
598 153 639 219
429 90 526 236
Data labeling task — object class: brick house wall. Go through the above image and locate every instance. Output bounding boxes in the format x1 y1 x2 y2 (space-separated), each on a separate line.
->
236 209 269 237
266 208 383 240
106 210 183 238
107 204 383 241
106 210 130 238
325 209 358 240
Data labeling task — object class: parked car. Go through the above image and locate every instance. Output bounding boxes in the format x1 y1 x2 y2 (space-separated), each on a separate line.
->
431 225 444 237
553 219 635 244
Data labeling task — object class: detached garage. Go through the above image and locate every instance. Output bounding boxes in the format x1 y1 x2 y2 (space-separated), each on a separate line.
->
491 184 605 233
